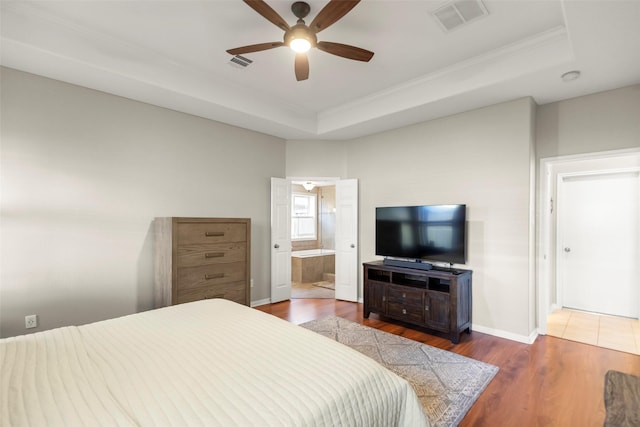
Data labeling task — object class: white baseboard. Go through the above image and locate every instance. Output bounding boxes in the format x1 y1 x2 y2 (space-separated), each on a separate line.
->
472 324 538 344
250 298 271 307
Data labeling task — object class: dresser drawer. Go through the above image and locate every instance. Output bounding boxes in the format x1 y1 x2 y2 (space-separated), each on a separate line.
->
177 262 246 291
176 281 246 305
176 242 247 267
177 222 247 245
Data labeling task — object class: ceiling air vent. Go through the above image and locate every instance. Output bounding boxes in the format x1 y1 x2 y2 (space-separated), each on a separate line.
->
432 0 488 32
229 55 253 69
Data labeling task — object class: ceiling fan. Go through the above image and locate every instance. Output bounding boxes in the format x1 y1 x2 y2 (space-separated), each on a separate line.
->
227 0 374 81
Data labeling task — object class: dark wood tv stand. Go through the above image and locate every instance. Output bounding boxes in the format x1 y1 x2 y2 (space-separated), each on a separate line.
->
363 260 472 344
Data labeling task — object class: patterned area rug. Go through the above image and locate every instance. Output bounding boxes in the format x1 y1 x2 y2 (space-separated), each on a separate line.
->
300 317 498 427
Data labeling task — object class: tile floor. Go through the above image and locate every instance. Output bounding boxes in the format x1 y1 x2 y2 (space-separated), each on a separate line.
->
547 308 640 355
291 281 335 299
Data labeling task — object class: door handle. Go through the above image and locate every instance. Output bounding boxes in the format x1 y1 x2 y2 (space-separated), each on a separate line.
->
350 244 355 248
274 244 280 249
564 247 571 253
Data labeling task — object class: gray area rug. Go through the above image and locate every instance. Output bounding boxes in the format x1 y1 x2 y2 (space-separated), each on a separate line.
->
300 316 498 427
604 370 640 427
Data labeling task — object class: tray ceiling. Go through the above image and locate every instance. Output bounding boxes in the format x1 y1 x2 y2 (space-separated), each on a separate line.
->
1 0 639 140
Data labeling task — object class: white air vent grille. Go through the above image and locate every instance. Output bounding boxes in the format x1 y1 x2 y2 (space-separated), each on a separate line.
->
229 55 253 68
432 0 488 32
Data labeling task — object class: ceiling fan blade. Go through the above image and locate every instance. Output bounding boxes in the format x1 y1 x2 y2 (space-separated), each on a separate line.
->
227 42 285 55
295 53 309 81
316 41 374 62
309 0 360 33
243 0 290 31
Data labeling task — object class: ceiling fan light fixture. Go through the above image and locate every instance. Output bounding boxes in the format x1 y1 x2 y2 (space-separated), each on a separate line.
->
227 0 373 81
284 24 316 53
290 38 311 53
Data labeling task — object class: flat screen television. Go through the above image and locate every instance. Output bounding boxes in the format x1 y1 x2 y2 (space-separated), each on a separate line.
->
376 204 466 266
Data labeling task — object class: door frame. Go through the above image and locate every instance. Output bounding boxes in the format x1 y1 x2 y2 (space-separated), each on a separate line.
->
537 148 640 334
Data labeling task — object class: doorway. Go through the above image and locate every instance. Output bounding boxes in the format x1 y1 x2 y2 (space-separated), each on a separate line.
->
291 181 336 299
538 149 640 338
271 177 359 303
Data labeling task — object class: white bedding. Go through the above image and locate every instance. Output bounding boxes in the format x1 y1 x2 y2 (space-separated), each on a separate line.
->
1 299 428 426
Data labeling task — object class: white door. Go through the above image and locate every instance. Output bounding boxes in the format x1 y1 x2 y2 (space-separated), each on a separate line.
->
271 178 291 303
335 179 358 302
558 171 639 317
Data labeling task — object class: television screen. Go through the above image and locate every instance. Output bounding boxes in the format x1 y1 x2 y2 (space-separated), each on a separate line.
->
376 204 466 264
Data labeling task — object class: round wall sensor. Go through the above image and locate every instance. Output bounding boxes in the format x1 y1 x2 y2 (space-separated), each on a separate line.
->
561 70 581 82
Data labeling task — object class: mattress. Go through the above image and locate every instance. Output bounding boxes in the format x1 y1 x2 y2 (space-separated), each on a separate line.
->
1 299 429 426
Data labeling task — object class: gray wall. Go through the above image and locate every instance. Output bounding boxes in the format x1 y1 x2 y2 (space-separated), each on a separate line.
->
350 98 537 340
1 67 285 338
2 64 637 341
536 85 640 159
285 139 348 178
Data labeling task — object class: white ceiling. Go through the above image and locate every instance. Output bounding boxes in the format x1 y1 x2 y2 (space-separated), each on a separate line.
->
2 0 639 140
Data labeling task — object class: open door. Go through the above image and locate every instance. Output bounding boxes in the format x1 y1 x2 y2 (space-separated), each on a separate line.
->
270 178 291 303
335 179 358 302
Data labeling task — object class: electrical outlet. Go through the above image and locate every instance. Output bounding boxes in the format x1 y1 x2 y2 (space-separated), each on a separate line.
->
25 314 38 329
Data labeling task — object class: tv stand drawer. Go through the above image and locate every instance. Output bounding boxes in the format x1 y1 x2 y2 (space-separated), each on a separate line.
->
387 303 424 324
387 286 423 306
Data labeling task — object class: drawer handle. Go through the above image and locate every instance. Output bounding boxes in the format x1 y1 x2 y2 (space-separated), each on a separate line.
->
402 308 407 315
205 252 225 258
402 292 406 298
205 231 224 237
205 273 225 280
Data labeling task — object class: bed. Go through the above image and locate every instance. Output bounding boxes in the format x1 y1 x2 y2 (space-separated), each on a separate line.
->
1 299 428 426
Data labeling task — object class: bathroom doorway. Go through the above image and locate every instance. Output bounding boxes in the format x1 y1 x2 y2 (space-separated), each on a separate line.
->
290 181 336 299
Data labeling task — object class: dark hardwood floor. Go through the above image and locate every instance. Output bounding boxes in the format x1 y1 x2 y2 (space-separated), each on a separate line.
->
255 299 640 427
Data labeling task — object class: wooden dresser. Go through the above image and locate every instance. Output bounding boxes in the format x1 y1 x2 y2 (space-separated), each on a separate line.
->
154 217 251 307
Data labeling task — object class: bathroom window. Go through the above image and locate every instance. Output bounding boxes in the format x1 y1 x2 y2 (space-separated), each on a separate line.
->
292 192 317 240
